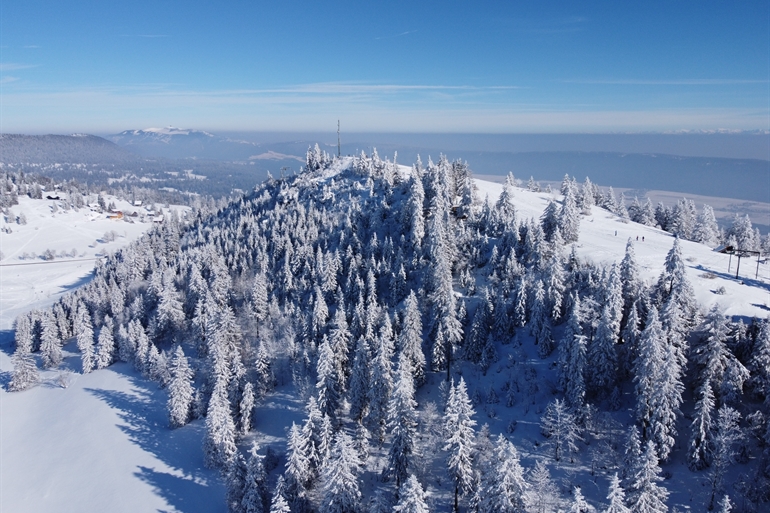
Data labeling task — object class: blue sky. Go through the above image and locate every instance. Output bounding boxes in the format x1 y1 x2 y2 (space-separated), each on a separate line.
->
1 1 768 133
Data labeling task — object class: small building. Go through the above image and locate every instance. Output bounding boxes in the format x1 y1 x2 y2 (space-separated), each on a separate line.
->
133 200 143 207
107 211 124 220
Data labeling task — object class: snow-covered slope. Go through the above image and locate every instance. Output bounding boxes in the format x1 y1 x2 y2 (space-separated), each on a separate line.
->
474 180 769 320
0 195 187 330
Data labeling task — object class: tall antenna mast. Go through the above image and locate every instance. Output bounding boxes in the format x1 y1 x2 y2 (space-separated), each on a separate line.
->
337 120 341 158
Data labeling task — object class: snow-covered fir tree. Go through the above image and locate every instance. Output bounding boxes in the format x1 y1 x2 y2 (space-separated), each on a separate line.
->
393 474 429 513
204 378 238 470
241 441 268 513
95 315 115 370
626 440 669 513
9 330 39 391
320 431 361 513
168 345 194 428
603 474 630 513
384 352 418 487
39 311 62 369
240 382 255 434
443 377 476 512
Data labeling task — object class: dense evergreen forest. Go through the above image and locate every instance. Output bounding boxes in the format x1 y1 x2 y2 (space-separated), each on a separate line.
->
7 148 770 513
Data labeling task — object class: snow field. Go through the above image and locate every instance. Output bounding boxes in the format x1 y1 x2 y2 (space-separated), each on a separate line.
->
0 195 188 329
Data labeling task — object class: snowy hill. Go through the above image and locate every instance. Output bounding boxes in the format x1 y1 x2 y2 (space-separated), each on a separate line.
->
2 153 770 513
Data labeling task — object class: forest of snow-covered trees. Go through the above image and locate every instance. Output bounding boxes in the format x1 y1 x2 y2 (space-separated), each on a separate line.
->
7 147 770 512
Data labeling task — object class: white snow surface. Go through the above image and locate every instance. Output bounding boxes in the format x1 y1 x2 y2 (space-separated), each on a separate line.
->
1 172 769 512
0 196 186 330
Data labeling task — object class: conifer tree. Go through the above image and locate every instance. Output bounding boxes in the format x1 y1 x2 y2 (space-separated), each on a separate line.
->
240 382 255 433
747 320 770 400
687 378 715 471
656 238 698 340
648 341 683 461
603 474 630 513
328 307 352 390
708 406 742 510
527 460 559 513
76 306 97 374
693 205 720 246
348 336 371 422
406 166 426 250
588 302 619 395
95 315 115 370
39 311 62 369
128 318 150 372
568 487 593 513
9 337 39 391
14 314 33 354
394 475 429 513
478 434 528 513
251 272 270 323
268 477 291 513
320 432 361 513
626 440 669 513
156 269 186 337
716 495 732 513
545 258 566 324
168 345 194 428
226 452 248 513
444 377 477 512
633 308 665 441
530 280 554 358
559 187 581 243
242 441 268 513
541 200 561 242
254 343 273 398
560 294 587 408
204 378 238 470
693 306 742 395
621 426 642 490
284 422 313 503
620 240 642 325
399 291 426 386
316 336 341 420
384 353 418 487
367 321 394 443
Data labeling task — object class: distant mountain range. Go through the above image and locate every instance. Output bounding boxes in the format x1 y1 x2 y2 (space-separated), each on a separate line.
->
0 134 138 164
1 129 768 204
108 126 305 162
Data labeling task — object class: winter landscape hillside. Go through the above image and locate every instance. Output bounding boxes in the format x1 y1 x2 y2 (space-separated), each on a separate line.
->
2 151 770 513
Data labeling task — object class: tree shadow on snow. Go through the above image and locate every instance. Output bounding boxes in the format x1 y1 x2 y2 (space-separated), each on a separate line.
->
86 364 225 513
57 271 96 295
0 329 16 357
693 264 770 293
136 466 224 513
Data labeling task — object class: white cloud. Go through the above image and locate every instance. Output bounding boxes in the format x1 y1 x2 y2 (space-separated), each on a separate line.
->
0 63 36 71
565 78 768 86
1 83 766 133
